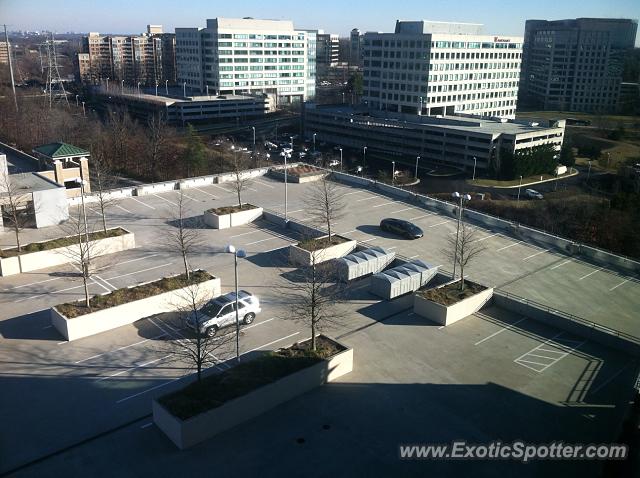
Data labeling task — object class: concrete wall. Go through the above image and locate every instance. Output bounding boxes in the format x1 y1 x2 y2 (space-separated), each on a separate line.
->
289 237 357 266
153 339 353 449
51 275 221 341
0 229 135 277
32 187 69 228
217 167 271 184
413 285 494 326
493 291 640 356
203 207 263 229
136 181 177 196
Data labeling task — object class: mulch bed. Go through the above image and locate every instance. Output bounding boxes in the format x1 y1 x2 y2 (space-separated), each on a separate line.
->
297 235 349 252
418 280 487 306
286 165 324 177
207 204 258 215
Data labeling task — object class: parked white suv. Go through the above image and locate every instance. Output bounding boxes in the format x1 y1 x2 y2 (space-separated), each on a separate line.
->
525 188 544 200
186 290 261 337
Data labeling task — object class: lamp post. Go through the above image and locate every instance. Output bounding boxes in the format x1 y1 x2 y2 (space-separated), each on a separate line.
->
75 95 79 107
472 156 477 181
284 152 289 221
183 81 186 97
206 84 209 98
81 101 85 117
516 175 523 207
357 165 363 177
225 244 247 361
451 192 471 280
155 82 158 96
415 156 420 179
363 146 367 171
419 96 423 115
587 160 592 183
165 79 168 95
391 161 396 186
121 79 124 94
137 82 141 96
290 135 294 152
106 77 109 91
251 126 256 151
339 147 343 171
313 133 316 153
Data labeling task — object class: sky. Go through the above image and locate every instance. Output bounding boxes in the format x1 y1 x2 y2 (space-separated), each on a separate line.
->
1 0 639 43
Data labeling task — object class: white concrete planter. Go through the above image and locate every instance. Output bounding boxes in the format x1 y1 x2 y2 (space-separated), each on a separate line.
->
50 273 221 341
269 169 327 183
0 228 136 277
203 206 263 229
153 336 353 449
413 282 494 326
289 236 357 266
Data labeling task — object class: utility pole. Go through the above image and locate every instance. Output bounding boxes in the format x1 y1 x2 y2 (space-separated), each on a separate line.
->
4 25 18 112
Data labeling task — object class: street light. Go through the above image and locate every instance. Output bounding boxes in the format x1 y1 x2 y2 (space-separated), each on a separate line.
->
251 126 256 151
121 79 124 94
415 156 420 179
183 81 186 97
339 147 343 171
106 77 109 91
363 146 367 170
451 192 471 280
75 95 79 107
290 135 294 152
137 82 141 96
165 79 168 95
225 244 247 361
472 156 477 181
391 161 396 186
81 101 85 117
284 152 290 221
206 84 209 98
419 96 423 115
155 82 158 96
313 133 317 153
516 175 523 207
357 165 363 177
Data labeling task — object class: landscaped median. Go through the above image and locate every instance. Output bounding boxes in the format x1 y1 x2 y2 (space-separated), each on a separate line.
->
0 227 135 277
50 270 221 341
289 235 357 266
203 204 263 229
269 165 327 183
413 279 493 326
153 335 353 449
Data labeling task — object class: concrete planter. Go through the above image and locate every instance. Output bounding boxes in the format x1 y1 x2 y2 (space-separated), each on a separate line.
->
153 336 353 449
289 236 357 266
50 273 221 341
203 205 263 229
269 169 327 183
0 228 135 277
413 281 493 326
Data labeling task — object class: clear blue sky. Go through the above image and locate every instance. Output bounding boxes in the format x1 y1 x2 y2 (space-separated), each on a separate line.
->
1 0 639 43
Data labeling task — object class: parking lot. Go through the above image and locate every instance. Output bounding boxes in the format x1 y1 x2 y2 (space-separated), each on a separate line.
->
1 174 639 475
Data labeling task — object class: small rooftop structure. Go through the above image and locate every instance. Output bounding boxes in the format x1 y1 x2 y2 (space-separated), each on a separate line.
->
31 142 91 197
33 142 89 160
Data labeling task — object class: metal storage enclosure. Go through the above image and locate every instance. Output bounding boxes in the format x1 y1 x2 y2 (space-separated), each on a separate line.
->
336 246 396 282
370 260 439 299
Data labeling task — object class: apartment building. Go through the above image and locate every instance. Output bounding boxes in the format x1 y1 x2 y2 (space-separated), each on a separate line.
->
0 41 9 65
362 21 523 119
520 18 638 113
175 17 316 104
77 25 177 86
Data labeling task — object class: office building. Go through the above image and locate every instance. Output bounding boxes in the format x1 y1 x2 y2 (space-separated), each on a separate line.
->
304 104 564 172
77 25 177 86
350 28 363 66
317 32 340 69
362 20 523 119
0 41 9 65
175 17 316 104
520 18 638 112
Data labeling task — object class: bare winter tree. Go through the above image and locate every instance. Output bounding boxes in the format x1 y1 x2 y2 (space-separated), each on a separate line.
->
0 171 33 270
304 176 346 241
444 221 486 291
90 141 118 233
166 191 201 280
146 114 170 182
158 282 235 382
227 147 254 208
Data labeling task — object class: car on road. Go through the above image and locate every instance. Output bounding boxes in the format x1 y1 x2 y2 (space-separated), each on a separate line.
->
379 218 424 239
186 290 261 337
525 189 544 200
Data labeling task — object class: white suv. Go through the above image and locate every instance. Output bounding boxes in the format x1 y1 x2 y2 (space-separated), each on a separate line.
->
186 290 261 337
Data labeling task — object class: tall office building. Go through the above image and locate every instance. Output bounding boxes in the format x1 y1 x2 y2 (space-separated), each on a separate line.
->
316 32 339 68
362 21 523 119
520 18 638 112
77 25 176 86
350 28 363 66
175 17 316 104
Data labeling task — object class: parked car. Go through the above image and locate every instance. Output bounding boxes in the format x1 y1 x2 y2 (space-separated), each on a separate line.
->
380 218 424 239
525 189 544 200
327 159 340 167
185 290 261 337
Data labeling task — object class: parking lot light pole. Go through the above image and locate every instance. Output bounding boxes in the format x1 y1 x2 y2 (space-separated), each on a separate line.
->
284 153 289 221
165 79 168 95
121 79 124 94
415 156 420 179
81 102 85 117
472 156 477 181
251 126 256 151
339 148 343 171
313 133 316 153
106 77 109 91
225 244 247 361
451 192 471 280
516 175 523 207
75 95 79 107
391 161 396 186
587 160 592 182
290 136 294 152
137 82 141 96
363 146 367 170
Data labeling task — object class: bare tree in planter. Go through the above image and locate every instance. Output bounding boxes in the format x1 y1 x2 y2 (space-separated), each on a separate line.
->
304 176 346 242
90 141 119 233
445 221 486 291
0 171 34 273
167 191 201 280
160 282 235 382
226 147 254 209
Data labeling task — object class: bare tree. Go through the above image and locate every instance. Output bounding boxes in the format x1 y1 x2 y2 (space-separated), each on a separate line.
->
90 141 118 233
158 282 235 382
166 191 201 280
0 171 35 273
282 252 345 351
304 176 346 241
146 115 170 182
444 221 486 291
227 147 254 208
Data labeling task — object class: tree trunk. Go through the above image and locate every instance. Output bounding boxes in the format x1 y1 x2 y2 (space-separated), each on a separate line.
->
182 252 190 280
460 267 465 291
14 227 23 273
101 204 108 233
83 275 90 308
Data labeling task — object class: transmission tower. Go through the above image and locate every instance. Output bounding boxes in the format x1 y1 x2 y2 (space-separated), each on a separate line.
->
41 32 69 108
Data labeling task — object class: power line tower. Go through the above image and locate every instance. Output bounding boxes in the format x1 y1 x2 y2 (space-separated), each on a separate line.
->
41 32 69 108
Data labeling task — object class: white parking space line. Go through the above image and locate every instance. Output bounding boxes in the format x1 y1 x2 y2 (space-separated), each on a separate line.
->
16 282 88 303
360 237 376 243
287 209 304 214
340 229 357 235
179 193 200 202
105 263 174 281
522 249 549 261
75 332 167 364
496 241 523 252
343 191 363 196
5 276 66 290
115 254 161 266
209 184 234 193
140 422 153 429
153 194 179 207
116 376 183 404
90 277 111 293
372 201 397 208
410 214 433 221
428 220 449 228
192 187 218 198
550 260 572 270
514 333 585 373
260 245 292 253
94 275 117 290
230 230 260 238
470 233 500 243
244 332 300 355
356 196 377 202
391 207 414 214
387 246 398 250
245 237 278 246
129 197 156 210
474 318 526 345
96 354 172 381
115 204 133 214
243 317 277 331
578 267 603 281
409 255 420 259
609 279 630 291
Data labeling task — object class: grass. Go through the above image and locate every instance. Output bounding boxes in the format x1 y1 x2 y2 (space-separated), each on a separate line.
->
0 228 127 258
56 270 213 318
207 204 257 215
158 336 343 420
297 235 349 252
469 170 575 188
418 280 487 306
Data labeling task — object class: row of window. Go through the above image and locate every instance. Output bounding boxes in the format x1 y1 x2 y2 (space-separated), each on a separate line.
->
220 73 305 79
218 50 305 56
219 65 305 71
218 33 305 40
218 42 305 48
364 39 522 49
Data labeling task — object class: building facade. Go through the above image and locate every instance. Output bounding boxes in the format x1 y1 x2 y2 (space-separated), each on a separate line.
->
350 28 363 66
304 104 564 172
77 25 177 86
316 32 340 69
175 18 315 104
362 21 523 119
0 41 9 65
520 18 638 113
